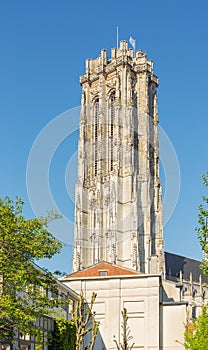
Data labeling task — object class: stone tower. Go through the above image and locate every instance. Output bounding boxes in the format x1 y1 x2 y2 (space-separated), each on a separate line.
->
72 40 164 274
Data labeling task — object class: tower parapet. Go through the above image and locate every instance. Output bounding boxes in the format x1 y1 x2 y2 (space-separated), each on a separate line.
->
80 41 158 85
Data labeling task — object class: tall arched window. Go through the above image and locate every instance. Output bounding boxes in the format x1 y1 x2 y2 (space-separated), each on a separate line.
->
94 98 99 176
109 92 115 171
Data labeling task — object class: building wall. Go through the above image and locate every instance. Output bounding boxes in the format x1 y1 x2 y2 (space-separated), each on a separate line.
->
63 274 187 350
160 303 187 349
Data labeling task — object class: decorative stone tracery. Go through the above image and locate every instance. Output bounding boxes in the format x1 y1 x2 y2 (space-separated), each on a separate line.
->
72 41 164 274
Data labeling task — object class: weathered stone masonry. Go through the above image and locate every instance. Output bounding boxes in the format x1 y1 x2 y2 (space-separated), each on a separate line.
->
72 40 164 274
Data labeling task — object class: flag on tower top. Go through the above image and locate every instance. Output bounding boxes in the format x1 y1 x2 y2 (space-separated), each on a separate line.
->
129 36 136 50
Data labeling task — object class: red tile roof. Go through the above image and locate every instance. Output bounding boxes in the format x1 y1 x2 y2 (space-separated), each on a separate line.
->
65 262 140 278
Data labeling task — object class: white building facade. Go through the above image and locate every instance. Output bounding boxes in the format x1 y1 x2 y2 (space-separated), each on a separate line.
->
62 262 189 350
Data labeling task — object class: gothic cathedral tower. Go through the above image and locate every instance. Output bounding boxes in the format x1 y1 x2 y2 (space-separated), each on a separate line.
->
72 40 164 274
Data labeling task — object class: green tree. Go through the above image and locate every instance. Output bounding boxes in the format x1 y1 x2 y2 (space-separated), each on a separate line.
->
0 197 63 340
53 317 76 350
72 291 99 350
184 305 208 349
184 171 208 349
197 171 208 276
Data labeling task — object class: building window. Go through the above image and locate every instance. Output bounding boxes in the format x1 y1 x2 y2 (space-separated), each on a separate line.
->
192 287 197 298
99 270 107 276
192 306 197 319
109 92 115 171
14 317 54 350
94 98 99 176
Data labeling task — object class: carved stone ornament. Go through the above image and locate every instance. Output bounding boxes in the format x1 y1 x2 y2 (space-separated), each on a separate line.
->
90 85 99 96
106 77 117 90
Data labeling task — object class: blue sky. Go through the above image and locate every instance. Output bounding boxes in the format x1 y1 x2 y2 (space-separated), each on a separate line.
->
1 0 208 274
